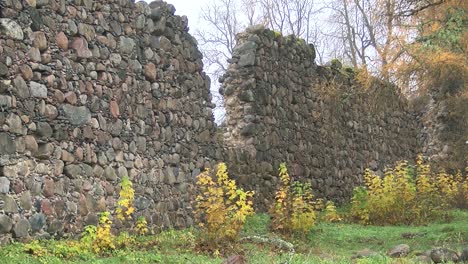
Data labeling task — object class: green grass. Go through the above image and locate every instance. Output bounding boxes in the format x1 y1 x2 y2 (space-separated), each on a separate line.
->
308 210 468 257
1 210 466 264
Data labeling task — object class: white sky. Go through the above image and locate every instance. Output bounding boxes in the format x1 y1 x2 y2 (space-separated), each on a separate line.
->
144 0 225 123
144 0 208 34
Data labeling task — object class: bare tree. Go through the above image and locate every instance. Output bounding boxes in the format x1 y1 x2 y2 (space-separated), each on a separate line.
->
196 0 248 123
259 0 321 43
395 0 446 17
325 0 413 81
196 0 325 123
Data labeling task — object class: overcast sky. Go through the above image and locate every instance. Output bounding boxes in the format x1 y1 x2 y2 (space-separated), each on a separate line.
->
144 0 226 123
145 0 208 34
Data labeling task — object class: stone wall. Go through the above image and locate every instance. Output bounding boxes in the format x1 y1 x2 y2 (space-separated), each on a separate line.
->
0 0 425 243
0 0 217 242
220 26 421 208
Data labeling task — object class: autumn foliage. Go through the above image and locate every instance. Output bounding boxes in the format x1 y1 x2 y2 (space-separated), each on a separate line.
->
195 163 255 246
350 156 468 225
270 163 316 233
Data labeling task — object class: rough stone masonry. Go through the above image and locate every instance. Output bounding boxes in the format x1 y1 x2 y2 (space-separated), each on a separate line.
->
0 0 422 242
220 26 421 209
0 0 219 243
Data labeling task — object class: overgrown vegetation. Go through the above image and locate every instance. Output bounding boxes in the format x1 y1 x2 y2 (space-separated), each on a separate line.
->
402 2 468 170
270 163 316 234
116 176 135 221
3 210 467 263
195 162 255 248
93 212 115 254
350 156 468 225
4 160 467 263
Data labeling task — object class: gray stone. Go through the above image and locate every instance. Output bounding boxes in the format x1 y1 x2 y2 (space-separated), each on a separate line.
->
36 0 50 7
239 90 254 102
0 215 13 234
149 7 163 20
135 197 150 210
159 36 171 51
70 37 92 58
32 31 48 51
13 219 30 238
109 53 122 65
108 120 123 136
0 63 8 76
28 47 42 62
3 195 18 213
234 41 257 55
24 136 38 155
238 52 255 67
119 37 135 54
64 164 81 179
0 132 16 155
29 8 43 31
388 244 410 258
13 76 30 98
153 17 166 35
0 95 12 109
0 19 24 40
82 0 92 9
29 213 46 232
164 167 176 184
430 247 459 263
246 24 265 33
6 114 23 135
61 105 91 125
68 20 78 35
136 137 147 153
129 59 142 73
36 122 53 138
191 168 201 178
36 143 54 159
0 177 10 194
78 23 95 41
47 220 63 234
20 191 32 210
135 14 146 29
85 214 99 226
29 82 48 98
104 167 117 181
110 20 122 35
93 165 104 178
240 123 256 136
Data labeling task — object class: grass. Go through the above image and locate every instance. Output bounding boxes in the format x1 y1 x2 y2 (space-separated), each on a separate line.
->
0 210 466 264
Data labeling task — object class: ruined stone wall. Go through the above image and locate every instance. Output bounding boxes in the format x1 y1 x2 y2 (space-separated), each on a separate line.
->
221 26 421 208
0 0 217 242
0 0 425 243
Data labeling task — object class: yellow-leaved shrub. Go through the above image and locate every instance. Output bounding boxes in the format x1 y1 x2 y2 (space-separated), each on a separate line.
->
195 163 254 246
116 176 135 221
323 201 342 223
270 163 316 233
93 212 115 254
135 216 149 235
350 156 467 225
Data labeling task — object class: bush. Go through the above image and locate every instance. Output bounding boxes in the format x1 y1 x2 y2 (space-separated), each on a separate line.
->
323 201 342 223
350 156 467 225
116 176 135 221
135 216 149 236
195 163 255 247
270 163 316 233
93 212 115 254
